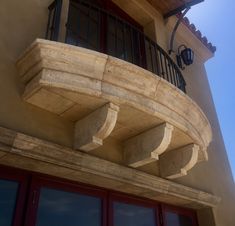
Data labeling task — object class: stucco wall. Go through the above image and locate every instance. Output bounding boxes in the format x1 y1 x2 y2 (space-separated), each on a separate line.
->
0 0 234 226
0 0 74 146
136 4 235 224
164 15 235 226
176 55 235 226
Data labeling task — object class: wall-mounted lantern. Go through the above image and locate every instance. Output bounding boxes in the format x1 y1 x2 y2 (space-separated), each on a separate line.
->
176 45 194 69
168 7 194 70
166 1 205 70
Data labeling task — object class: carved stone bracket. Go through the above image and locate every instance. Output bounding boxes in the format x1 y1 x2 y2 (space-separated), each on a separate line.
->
74 102 119 151
159 144 199 179
124 123 174 167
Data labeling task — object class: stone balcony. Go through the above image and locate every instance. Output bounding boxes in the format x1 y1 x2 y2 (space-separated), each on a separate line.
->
17 39 212 179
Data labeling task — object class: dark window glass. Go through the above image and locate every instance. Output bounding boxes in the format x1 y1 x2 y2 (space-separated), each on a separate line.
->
124 26 133 62
116 21 125 59
145 40 158 74
0 179 19 226
165 212 194 226
113 201 156 226
107 33 116 56
132 31 142 66
107 16 142 64
67 1 143 66
36 187 102 226
66 1 100 51
145 40 153 72
107 16 117 57
66 30 78 45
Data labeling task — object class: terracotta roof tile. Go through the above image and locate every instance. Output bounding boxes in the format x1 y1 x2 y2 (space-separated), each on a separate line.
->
177 13 216 53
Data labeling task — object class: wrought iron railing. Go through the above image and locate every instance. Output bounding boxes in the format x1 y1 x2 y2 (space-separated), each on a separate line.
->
46 0 186 92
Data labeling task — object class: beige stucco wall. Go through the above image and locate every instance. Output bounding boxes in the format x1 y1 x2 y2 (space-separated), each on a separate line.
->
164 15 235 226
0 0 74 146
176 54 235 226
128 2 235 223
0 0 234 226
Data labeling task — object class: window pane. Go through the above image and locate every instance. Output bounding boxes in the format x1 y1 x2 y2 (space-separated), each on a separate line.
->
89 20 100 50
116 21 124 40
132 31 142 66
36 187 101 226
145 40 153 72
165 212 193 226
66 30 78 46
66 2 100 51
107 33 116 56
0 179 19 226
117 38 125 59
124 27 133 63
67 3 79 32
114 202 156 226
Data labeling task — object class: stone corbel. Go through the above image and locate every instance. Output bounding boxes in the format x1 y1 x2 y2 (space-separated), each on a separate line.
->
198 147 208 162
124 123 174 167
74 103 119 151
159 144 199 179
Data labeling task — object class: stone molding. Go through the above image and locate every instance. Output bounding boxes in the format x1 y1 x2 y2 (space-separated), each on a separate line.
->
0 126 220 208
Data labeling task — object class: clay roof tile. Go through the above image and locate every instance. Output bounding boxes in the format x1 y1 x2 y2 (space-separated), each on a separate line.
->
177 13 216 53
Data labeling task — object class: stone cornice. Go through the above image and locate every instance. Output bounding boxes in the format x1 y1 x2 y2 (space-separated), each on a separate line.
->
0 126 220 208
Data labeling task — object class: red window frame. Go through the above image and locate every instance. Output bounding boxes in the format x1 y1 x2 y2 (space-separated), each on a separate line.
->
24 175 108 226
0 165 199 226
0 166 29 226
161 204 199 226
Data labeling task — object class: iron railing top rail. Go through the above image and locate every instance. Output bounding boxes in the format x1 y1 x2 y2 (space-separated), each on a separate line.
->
46 0 186 93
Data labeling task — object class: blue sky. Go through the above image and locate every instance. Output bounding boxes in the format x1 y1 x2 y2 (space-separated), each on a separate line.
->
187 0 235 180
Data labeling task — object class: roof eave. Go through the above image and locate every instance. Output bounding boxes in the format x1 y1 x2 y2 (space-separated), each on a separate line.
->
164 0 204 19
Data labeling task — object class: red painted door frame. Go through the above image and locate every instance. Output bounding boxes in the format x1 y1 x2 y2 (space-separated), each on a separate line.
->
0 165 199 226
0 166 29 226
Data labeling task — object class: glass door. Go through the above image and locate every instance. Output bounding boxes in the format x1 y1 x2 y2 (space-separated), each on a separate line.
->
25 177 107 226
110 194 158 226
162 205 198 226
0 165 199 226
36 187 102 226
0 179 19 226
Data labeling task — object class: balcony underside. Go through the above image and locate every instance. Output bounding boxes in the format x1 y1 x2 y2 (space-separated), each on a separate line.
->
17 39 212 179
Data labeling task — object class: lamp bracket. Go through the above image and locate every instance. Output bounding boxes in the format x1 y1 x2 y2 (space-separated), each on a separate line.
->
168 7 190 55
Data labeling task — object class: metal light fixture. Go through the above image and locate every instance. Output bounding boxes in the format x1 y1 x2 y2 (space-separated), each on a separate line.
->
168 8 190 55
168 7 195 70
176 45 194 69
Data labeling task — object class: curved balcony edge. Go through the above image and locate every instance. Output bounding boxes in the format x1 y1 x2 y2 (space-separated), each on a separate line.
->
17 39 212 169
